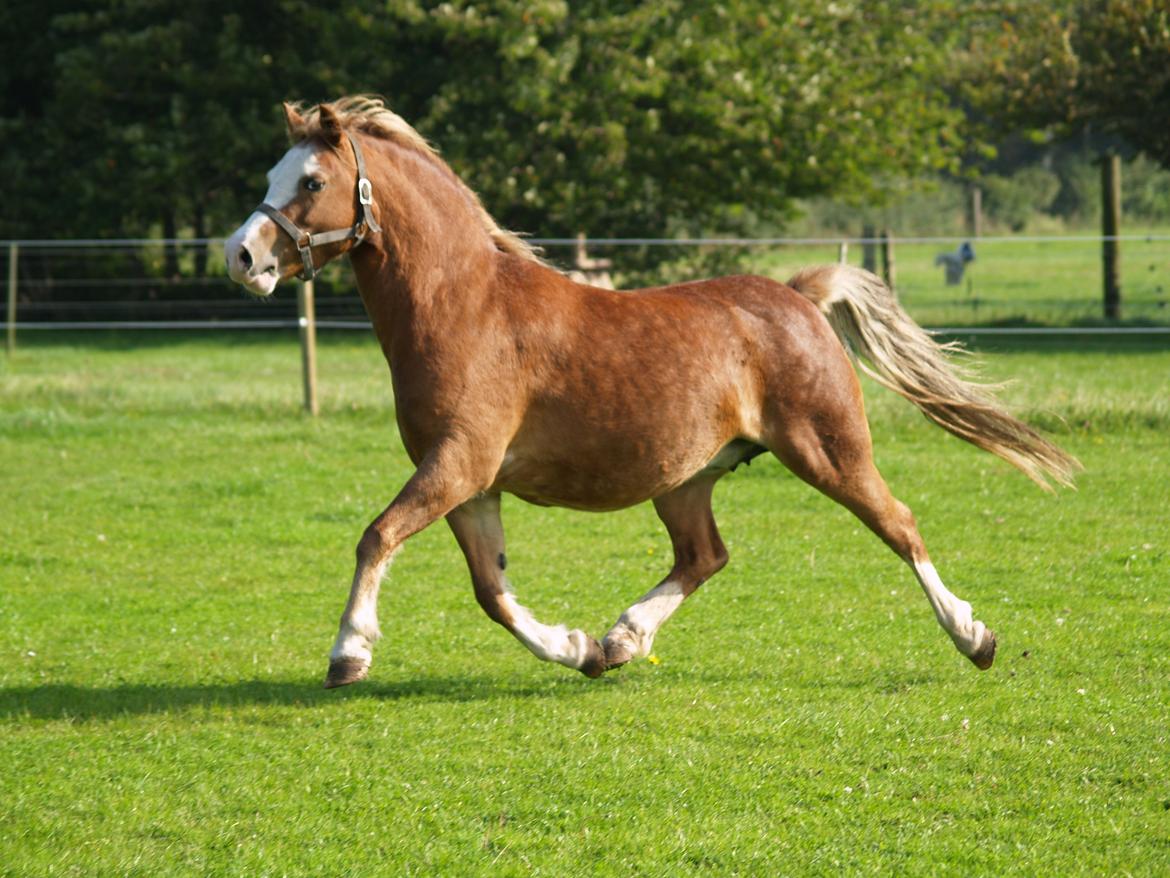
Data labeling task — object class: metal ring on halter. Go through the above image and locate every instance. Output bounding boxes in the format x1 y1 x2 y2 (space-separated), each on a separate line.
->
256 132 380 281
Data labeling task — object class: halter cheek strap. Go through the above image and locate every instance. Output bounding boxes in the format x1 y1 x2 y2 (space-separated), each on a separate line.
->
256 131 382 281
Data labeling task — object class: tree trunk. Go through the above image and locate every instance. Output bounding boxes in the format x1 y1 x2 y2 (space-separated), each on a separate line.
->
862 224 877 273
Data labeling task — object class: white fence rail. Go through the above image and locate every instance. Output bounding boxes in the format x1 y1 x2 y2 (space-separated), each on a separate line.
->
4 233 1169 334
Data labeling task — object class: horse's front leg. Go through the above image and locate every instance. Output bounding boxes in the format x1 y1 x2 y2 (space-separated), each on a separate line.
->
325 443 493 688
446 493 608 677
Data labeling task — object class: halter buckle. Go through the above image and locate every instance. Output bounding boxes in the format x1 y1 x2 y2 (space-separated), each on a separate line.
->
358 178 374 206
298 244 316 281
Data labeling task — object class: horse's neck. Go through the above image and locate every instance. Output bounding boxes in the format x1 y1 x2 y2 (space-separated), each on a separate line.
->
348 143 499 362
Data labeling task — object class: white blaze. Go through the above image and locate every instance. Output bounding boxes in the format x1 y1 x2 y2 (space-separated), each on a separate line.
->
264 143 322 208
224 143 322 295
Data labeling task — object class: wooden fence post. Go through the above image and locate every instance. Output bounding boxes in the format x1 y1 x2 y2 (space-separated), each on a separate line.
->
1101 153 1121 320
862 224 877 273
297 278 319 416
837 240 849 264
5 243 17 356
969 185 983 238
880 229 896 294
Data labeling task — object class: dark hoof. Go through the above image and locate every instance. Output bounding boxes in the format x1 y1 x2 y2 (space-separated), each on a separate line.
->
577 636 608 679
602 638 634 672
969 629 997 671
324 657 369 689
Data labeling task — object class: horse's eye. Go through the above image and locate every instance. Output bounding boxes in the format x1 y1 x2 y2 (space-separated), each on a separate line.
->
304 178 324 192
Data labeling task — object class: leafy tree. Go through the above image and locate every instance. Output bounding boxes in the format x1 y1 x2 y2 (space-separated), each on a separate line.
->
982 165 1062 231
1072 0 1170 165
0 1 383 246
2 1 979 276
959 0 1170 167
389 0 967 241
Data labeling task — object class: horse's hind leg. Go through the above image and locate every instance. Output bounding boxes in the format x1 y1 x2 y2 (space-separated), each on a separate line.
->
603 475 728 669
446 493 608 677
766 390 997 669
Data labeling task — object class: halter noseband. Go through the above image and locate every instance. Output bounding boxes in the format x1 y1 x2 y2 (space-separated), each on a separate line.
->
255 131 382 281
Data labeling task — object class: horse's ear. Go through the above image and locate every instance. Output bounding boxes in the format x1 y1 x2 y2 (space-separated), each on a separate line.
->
317 103 344 148
283 102 306 141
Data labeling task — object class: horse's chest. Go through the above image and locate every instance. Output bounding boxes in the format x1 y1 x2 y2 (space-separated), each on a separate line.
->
391 391 454 463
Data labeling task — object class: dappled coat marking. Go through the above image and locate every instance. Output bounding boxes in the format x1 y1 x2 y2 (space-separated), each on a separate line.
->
225 96 1079 688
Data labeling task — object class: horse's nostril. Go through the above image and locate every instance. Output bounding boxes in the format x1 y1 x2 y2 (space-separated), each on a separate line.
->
239 246 253 270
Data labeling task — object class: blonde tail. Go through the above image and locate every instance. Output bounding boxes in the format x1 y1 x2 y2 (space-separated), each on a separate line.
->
788 264 1080 490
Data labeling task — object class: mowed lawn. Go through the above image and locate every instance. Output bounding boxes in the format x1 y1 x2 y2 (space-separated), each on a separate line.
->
1 330 1168 876
738 231 1170 326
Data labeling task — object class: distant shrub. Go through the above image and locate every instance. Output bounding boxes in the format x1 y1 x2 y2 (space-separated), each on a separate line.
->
1050 156 1101 225
983 167 1061 232
788 150 1170 237
1122 154 1170 223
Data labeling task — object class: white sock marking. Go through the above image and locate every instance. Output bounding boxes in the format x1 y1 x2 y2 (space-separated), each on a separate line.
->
330 555 391 664
607 580 687 658
500 593 591 669
913 560 986 656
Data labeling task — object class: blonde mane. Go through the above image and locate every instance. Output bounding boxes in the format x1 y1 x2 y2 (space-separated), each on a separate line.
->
288 95 546 266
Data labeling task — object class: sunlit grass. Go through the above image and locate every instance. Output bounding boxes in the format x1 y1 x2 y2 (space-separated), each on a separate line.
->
725 232 1170 326
2 332 1168 875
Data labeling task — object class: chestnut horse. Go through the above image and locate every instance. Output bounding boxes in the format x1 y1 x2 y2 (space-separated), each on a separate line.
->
225 97 1078 688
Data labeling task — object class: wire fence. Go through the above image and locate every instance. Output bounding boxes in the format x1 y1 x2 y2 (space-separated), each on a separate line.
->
3 233 1170 335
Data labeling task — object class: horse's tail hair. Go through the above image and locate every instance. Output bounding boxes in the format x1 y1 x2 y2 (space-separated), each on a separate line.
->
788 264 1081 490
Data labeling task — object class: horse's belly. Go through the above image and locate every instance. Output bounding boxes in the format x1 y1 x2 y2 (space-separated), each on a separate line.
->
493 457 683 510
490 436 764 511
491 339 764 509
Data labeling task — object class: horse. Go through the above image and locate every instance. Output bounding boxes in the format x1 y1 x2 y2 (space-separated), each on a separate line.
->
224 96 1079 689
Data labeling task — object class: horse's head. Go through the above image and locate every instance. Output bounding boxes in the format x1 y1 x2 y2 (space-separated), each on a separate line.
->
225 102 380 296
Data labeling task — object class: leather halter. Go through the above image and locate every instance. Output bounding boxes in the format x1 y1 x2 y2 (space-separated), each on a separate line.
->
255 131 382 281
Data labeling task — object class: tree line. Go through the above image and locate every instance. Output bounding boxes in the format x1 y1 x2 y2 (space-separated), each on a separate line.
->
1 1 1166 271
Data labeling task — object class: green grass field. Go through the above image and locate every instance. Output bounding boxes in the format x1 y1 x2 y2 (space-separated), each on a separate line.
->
2 331 1168 875
575 232 1170 326
843 235 1170 327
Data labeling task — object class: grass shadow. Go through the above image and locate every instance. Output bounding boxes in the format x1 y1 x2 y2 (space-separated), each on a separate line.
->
0 671 587 722
933 329 1170 354
683 662 947 693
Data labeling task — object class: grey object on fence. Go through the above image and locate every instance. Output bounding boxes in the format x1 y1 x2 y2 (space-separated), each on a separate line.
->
935 241 976 285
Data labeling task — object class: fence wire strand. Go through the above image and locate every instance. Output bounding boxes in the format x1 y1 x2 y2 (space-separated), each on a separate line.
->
3 234 1168 334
